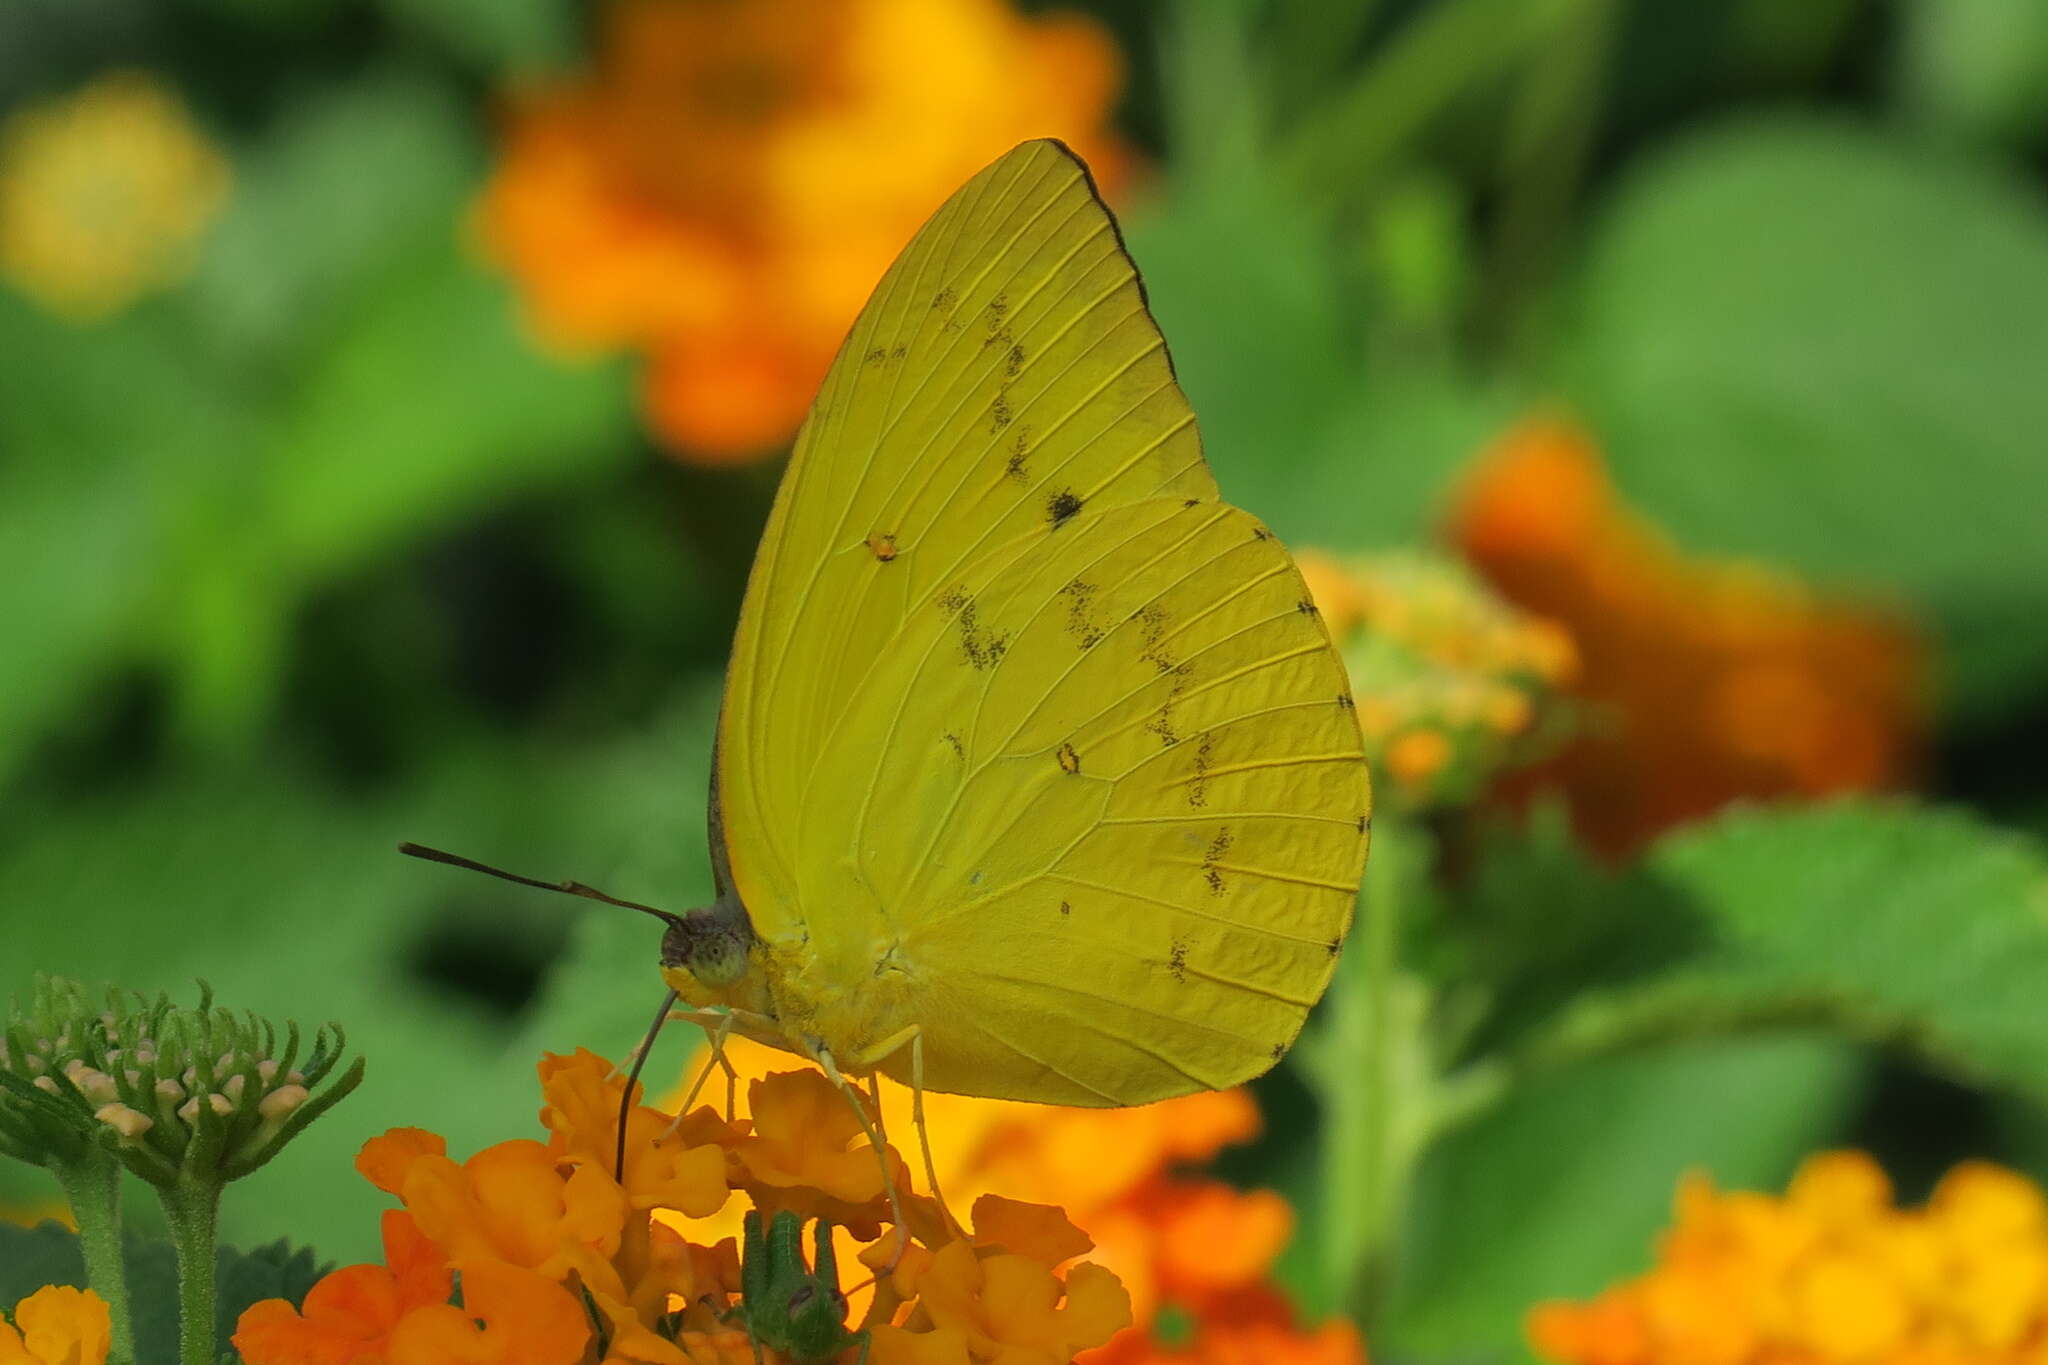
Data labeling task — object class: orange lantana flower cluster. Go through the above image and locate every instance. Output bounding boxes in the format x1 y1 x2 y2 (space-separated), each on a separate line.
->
1530 1152 2048 1365
1450 415 1923 857
676 1037 1365 1365
1 1285 111 1365
234 1049 1130 1365
476 0 1133 463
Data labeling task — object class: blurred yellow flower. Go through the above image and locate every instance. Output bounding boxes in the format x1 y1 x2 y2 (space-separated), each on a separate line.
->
0 1198 71 1230
1529 1151 2048 1365
0 71 229 322
1297 548 1576 813
0 1285 110 1365
476 0 1133 463
1450 415 1924 857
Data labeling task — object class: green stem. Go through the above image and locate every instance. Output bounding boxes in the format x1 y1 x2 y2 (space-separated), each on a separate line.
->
160 1180 221 1365
51 1153 134 1365
1317 816 1441 1325
1277 0 1579 202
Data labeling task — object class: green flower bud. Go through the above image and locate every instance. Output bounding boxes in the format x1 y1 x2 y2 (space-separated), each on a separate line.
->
1298 549 1578 812
1 976 364 1186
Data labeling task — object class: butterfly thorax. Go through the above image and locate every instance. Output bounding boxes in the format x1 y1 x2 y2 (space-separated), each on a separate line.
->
758 927 922 1065
661 912 923 1073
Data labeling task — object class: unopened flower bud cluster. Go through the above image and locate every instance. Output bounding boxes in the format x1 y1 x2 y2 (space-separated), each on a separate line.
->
0 977 359 1185
1298 549 1577 811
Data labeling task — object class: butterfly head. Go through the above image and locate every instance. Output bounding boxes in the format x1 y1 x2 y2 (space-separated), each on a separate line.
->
659 899 755 992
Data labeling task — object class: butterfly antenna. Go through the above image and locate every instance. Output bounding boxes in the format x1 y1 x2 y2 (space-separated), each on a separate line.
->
397 842 683 925
616 987 679 1183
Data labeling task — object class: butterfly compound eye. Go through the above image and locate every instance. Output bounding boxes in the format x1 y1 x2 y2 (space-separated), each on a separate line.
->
661 910 752 987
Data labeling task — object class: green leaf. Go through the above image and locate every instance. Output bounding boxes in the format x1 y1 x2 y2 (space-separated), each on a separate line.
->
1382 1036 1863 1361
267 237 635 587
0 1221 88 1303
1449 804 1711 1064
1510 800 2048 1103
188 69 477 367
1127 176 1515 551
376 0 577 72
1569 116 2048 720
0 1224 326 1365
0 295 253 782
1896 0 2048 147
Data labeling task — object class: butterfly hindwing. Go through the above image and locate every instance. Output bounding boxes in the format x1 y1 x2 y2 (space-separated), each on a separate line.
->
796 499 1366 1103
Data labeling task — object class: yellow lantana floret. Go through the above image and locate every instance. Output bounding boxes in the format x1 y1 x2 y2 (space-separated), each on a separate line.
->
1 1285 111 1365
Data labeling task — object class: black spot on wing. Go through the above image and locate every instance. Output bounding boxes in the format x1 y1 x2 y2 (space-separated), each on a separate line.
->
1202 827 1233 895
1188 732 1214 808
1047 490 1083 527
1004 427 1032 481
1060 578 1104 649
939 586 1008 670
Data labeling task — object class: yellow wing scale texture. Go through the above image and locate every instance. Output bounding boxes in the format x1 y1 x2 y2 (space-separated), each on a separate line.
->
716 139 1370 1106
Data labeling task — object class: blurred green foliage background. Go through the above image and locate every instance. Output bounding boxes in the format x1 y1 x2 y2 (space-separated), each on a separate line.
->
6 0 2048 1358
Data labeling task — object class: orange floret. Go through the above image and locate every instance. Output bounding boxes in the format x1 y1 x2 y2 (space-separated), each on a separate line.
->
728 1069 913 1236
384 1260 588 1365
234 1211 450 1365
877 1239 1131 1365
538 1048 729 1219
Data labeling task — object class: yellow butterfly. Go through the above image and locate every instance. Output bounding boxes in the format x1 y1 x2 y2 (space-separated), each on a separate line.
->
409 138 1368 1213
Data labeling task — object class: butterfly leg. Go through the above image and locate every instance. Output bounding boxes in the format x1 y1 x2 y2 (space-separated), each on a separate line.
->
805 1039 910 1269
669 1005 775 1125
670 1007 733 1126
852 1026 962 1240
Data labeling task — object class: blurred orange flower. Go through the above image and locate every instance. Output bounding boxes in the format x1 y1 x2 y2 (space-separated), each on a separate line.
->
1 1285 111 1365
476 0 1134 463
1529 1151 2048 1365
1449 414 1923 857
